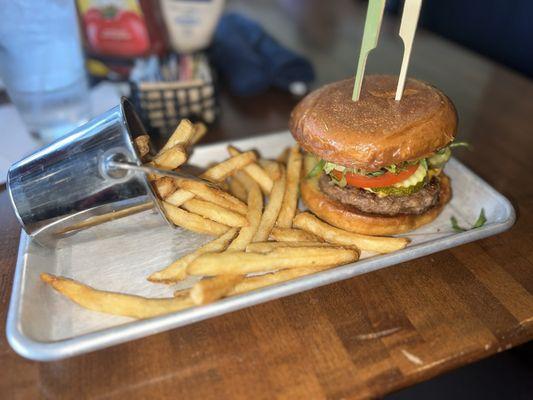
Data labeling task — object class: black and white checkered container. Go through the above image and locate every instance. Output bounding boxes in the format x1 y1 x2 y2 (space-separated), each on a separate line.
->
129 69 217 137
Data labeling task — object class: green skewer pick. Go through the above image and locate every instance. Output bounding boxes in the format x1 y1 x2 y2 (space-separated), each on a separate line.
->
352 0 386 101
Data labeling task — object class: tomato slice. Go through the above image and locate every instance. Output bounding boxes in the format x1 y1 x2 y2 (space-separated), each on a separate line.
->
331 164 419 188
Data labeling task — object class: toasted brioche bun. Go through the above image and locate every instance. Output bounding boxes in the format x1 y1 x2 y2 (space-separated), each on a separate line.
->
290 75 457 170
301 173 452 236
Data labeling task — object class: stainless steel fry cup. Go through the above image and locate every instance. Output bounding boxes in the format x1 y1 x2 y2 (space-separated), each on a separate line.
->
7 98 170 247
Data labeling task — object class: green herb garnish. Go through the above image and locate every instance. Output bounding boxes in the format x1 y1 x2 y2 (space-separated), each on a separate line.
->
306 159 325 178
472 208 487 228
450 208 486 232
450 216 466 232
449 141 471 150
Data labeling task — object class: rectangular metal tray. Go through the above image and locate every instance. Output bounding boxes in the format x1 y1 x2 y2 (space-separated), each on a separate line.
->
7 131 515 361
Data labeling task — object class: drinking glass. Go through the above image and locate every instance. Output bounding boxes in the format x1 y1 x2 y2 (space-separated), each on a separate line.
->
0 0 91 142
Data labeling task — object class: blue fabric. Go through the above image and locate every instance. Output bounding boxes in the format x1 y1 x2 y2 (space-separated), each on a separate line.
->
419 0 533 78
210 13 315 96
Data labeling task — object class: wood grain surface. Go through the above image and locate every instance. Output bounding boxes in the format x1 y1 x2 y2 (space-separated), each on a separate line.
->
1 1 532 399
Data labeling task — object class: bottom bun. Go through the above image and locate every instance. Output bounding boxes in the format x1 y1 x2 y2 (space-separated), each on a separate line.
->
301 173 452 236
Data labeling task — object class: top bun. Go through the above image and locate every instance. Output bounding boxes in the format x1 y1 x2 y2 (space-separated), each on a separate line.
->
289 75 457 170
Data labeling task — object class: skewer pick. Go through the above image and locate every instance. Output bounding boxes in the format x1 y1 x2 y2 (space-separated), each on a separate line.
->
352 0 386 101
395 0 423 101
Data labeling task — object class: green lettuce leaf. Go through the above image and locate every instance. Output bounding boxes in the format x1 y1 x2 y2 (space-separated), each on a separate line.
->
450 208 486 232
306 159 325 179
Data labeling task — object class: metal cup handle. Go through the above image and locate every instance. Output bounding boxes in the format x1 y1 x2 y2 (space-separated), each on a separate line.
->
101 155 220 188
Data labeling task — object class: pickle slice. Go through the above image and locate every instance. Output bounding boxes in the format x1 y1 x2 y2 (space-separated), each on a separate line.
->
368 179 427 197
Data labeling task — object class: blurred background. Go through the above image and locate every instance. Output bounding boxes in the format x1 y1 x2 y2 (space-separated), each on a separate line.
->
0 1 531 395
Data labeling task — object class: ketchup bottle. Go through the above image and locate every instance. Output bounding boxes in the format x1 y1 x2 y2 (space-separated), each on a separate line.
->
77 0 168 59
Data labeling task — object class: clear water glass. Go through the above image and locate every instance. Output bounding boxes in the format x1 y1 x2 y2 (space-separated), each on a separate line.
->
0 0 91 142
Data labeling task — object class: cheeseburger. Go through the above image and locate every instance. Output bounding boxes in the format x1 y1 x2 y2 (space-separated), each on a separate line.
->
290 75 458 235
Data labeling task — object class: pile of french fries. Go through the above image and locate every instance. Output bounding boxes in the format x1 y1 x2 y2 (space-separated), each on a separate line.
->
41 120 410 320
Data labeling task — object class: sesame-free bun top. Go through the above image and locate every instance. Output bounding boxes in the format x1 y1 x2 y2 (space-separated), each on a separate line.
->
289 75 458 170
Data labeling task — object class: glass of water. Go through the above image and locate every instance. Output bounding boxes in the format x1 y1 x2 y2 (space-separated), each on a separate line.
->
0 0 91 143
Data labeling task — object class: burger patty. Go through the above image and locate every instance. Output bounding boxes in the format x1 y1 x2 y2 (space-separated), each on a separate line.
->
319 175 440 216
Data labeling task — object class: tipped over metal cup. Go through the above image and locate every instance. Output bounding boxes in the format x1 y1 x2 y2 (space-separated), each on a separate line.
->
7 98 173 247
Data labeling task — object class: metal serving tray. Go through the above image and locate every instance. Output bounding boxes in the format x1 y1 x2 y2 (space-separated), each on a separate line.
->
7 131 515 361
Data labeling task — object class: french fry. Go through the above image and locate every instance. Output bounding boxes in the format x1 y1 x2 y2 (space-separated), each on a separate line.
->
270 227 321 242
165 189 195 206
253 165 286 242
227 176 263 251
153 177 177 199
134 135 150 159
228 266 335 296
162 202 230 236
162 156 253 209
276 147 290 164
182 198 248 227
276 145 302 228
190 122 207 146
148 228 238 283
41 273 193 319
220 175 263 292
177 179 248 215
217 180 230 191
145 161 158 181
153 144 187 170
190 275 244 305
233 169 255 190
160 119 195 153
293 212 410 253
201 151 256 182
187 246 359 276
261 160 282 180
228 177 248 202
173 288 190 299
246 241 347 253
176 264 339 299
228 146 273 194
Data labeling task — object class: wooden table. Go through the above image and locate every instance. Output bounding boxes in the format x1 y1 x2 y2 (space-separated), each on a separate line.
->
2 1 532 398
